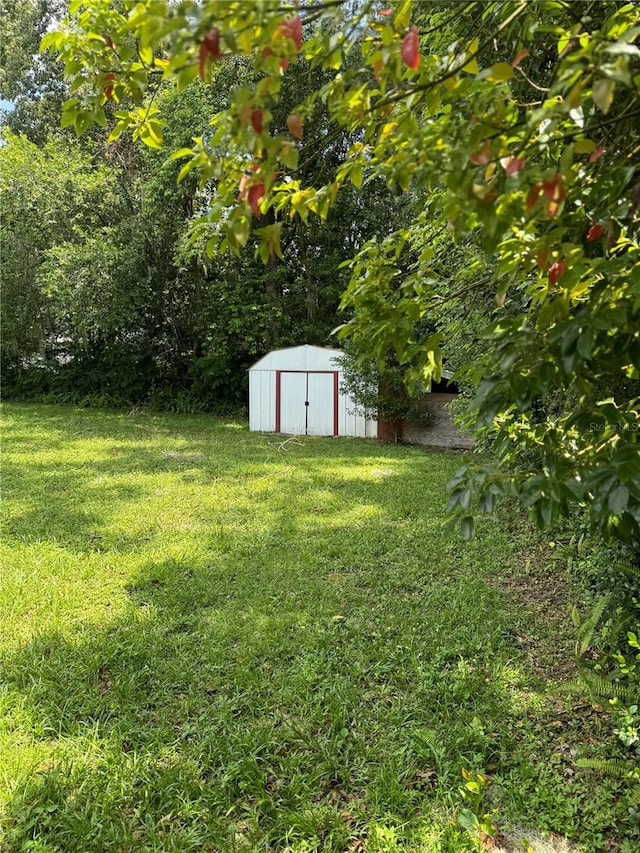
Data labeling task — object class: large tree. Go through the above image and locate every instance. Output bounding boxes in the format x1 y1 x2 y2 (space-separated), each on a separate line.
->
42 0 640 542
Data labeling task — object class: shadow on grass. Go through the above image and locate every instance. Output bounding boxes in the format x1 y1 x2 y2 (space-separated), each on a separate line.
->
2 528 593 852
3 404 615 851
2 403 459 555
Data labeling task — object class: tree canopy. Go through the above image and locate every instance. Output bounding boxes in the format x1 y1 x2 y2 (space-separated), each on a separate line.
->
40 0 640 546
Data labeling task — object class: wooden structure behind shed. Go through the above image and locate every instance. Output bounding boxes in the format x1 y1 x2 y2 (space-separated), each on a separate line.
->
403 373 474 450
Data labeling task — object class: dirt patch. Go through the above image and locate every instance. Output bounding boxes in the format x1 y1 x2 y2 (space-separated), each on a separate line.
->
162 451 206 463
494 826 580 853
488 542 578 681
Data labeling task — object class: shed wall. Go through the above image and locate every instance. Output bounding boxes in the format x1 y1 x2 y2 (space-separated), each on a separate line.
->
249 370 276 432
249 345 378 437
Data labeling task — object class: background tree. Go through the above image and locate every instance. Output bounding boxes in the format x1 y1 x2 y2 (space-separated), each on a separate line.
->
2 4 408 409
0 0 68 142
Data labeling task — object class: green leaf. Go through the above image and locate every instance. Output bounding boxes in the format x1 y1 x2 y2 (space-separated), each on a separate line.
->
463 38 479 73
139 44 153 65
177 160 197 182
279 145 299 170
74 111 93 136
574 139 596 154
231 215 250 250
460 516 474 540
592 78 615 114
457 808 480 831
488 62 514 82
170 147 195 161
61 105 78 129
107 121 128 143
394 0 412 30
608 485 629 515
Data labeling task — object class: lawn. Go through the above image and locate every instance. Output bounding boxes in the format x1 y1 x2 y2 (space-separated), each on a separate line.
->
0 404 628 852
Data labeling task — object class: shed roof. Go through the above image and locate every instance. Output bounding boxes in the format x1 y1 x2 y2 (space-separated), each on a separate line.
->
249 345 343 372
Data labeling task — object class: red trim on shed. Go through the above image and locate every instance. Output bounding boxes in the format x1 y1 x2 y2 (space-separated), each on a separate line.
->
274 370 339 436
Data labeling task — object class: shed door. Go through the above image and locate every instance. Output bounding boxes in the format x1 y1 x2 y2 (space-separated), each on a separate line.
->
279 372 308 435
278 371 337 435
307 372 336 435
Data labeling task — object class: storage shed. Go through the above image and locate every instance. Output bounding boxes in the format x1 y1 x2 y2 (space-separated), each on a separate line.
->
249 345 377 437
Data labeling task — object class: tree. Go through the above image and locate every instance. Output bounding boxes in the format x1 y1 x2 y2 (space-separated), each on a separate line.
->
338 341 430 443
0 131 128 369
43 0 640 543
0 0 69 142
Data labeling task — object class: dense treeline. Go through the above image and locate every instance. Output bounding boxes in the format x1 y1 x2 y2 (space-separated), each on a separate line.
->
1 19 407 410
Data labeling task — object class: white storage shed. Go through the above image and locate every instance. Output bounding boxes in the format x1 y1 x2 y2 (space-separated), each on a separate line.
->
249 345 377 438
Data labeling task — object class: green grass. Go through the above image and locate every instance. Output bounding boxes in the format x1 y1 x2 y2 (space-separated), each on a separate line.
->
0 404 631 852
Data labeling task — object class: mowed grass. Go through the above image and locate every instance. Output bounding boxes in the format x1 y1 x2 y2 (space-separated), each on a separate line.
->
0 404 626 852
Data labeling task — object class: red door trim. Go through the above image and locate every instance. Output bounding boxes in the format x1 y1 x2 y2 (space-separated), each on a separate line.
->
275 370 340 436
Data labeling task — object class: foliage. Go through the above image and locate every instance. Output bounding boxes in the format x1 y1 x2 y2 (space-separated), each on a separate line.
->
0 0 69 142
560 595 640 838
338 342 430 442
0 130 126 364
42 0 640 546
3 7 409 410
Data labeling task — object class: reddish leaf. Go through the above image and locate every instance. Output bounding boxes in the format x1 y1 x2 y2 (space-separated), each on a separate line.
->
103 34 115 50
586 223 605 241
401 26 420 70
470 140 491 166
104 71 115 98
511 48 529 67
238 105 252 127
542 175 562 200
203 28 221 60
199 29 221 79
238 173 249 201
548 261 567 286
541 175 565 218
379 8 393 15
251 109 263 134
504 156 525 176
198 42 209 81
526 183 542 209
248 183 265 217
286 113 303 139
280 16 303 51
589 147 606 163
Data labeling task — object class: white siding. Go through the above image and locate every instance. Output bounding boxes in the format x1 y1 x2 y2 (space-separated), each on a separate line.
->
279 372 308 434
249 370 275 432
248 345 378 438
251 344 343 373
